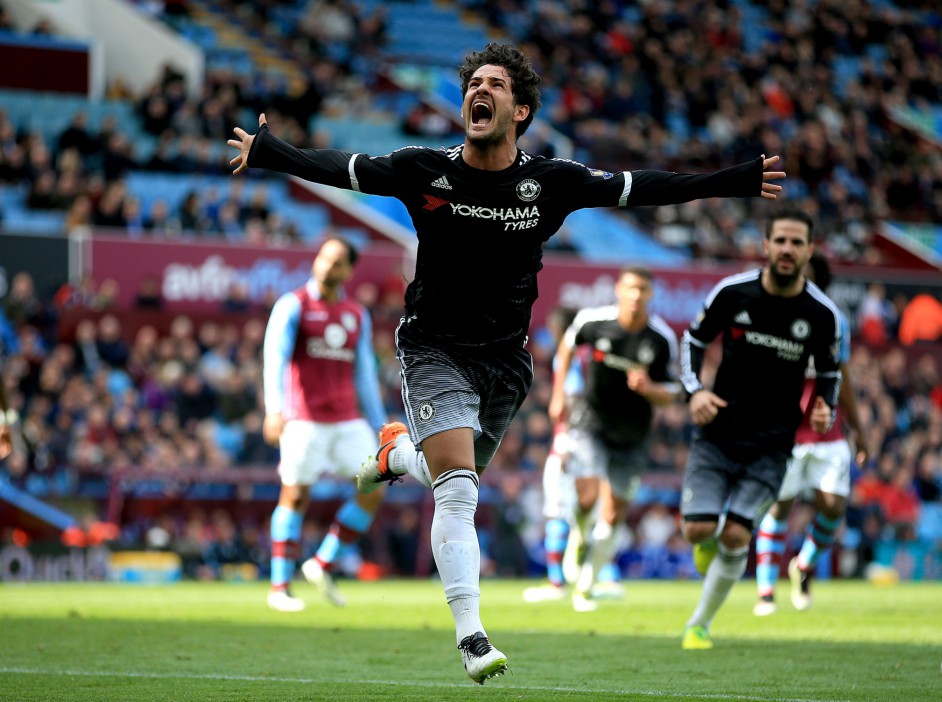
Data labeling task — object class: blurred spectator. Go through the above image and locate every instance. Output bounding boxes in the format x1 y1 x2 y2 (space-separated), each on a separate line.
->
637 503 678 549
236 410 277 465
58 112 99 158
857 283 896 346
94 279 120 312
0 3 14 31
2 272 42 329
201 513 255 579
72 319 102 375
880 466 922 541
53 276 97 312
178 191 208 233
220 281 252 313
487 470 535 576
134 276 164 310
174 371 216 427
385 507 421 576
898 292 942 346
31 17 55 36
96 315 130 367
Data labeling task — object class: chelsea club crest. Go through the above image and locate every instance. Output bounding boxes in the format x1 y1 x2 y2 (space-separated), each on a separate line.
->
516 179 541 202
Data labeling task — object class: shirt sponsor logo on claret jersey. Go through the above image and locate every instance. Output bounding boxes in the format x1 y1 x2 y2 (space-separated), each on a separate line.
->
306 335 355 361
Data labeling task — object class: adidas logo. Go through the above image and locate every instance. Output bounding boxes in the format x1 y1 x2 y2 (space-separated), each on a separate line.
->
734 311 752 325
431 176 452 190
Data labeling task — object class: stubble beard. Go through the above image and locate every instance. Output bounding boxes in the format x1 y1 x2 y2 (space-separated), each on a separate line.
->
466 127 501 147
769 261 801 290
465 112 509 147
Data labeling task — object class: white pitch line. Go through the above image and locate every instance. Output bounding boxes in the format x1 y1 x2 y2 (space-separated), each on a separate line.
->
0 667 851 702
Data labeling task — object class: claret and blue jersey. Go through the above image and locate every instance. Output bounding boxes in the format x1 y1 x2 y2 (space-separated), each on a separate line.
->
263 279 385 432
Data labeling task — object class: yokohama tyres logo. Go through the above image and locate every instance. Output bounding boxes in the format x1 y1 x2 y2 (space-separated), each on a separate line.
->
743 331 804 361
447 203 542 231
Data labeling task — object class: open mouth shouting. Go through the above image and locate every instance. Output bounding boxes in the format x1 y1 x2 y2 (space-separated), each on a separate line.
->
470 100 493 130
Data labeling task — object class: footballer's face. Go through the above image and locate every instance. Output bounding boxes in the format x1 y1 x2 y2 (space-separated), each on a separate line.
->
616 272 653 316
463 64 529 145
764 219 812 287
312 238 353 289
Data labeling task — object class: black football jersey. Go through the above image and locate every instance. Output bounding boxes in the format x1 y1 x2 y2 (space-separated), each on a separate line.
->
565 307 679 448
249 127 763 347
680 269 842 456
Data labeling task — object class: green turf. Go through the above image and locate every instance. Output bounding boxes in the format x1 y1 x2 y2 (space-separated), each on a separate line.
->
1 579 939 701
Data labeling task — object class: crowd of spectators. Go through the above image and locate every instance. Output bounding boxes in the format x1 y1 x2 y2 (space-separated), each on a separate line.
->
0 0 383 245
461 0 942 261
0 70 334 245
1 267 941 580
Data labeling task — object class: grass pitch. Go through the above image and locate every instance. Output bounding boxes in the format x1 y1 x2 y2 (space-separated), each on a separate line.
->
0 578 938 701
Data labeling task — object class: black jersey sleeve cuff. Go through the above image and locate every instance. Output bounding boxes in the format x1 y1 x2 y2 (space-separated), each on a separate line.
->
246 123 270 166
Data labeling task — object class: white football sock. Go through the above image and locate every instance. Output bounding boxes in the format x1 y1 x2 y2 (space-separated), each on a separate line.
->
687 541 749 629
431 469 483 643
390 434 432 487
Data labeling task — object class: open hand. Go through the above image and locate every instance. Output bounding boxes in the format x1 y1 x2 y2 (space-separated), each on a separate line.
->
228 113 267 175
760 154 786 199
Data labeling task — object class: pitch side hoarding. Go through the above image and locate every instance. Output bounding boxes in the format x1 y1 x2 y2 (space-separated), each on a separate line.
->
86 234 412 312
85 234 942 334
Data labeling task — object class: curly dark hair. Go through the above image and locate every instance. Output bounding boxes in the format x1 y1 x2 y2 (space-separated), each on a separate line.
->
458 43 542 138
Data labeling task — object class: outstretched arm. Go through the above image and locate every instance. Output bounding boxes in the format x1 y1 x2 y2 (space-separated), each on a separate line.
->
228 113 267 175
228 113 399 195
626 155 785 206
